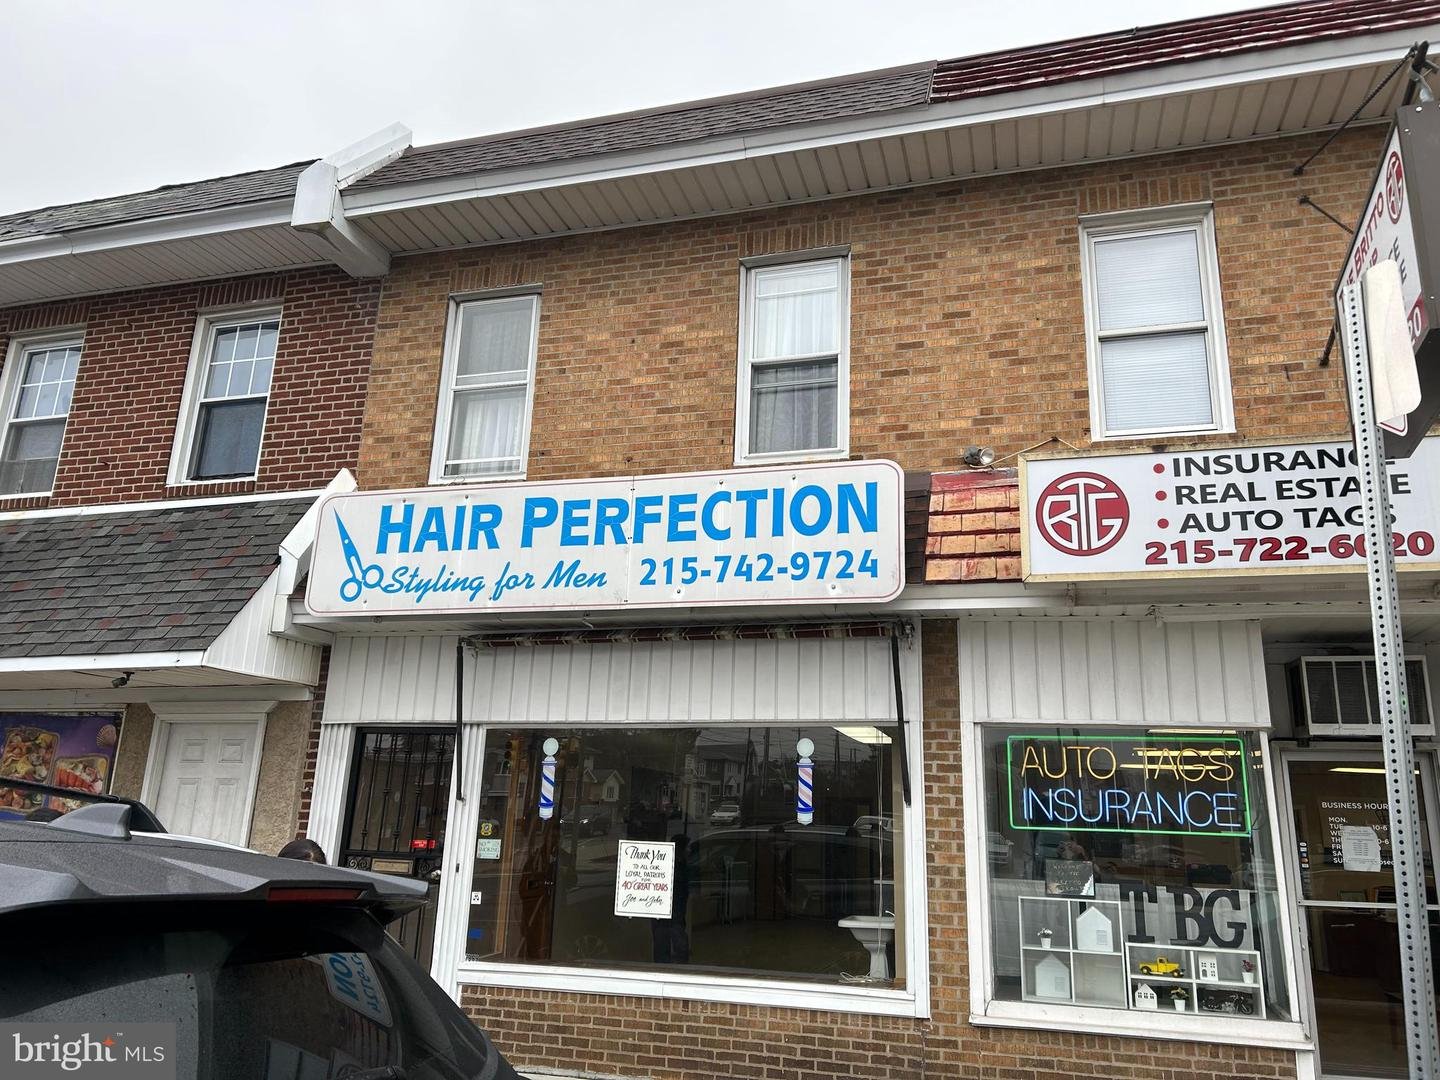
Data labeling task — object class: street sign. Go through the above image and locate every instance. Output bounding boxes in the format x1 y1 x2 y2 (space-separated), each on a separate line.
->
1335 103 1440 457
1339 280 1440 1075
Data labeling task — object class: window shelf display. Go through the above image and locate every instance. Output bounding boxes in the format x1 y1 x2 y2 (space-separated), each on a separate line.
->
1124 942 1265 1019
1018 896 1125 1007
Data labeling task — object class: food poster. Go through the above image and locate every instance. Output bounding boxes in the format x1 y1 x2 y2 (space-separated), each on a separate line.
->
0 713 120 819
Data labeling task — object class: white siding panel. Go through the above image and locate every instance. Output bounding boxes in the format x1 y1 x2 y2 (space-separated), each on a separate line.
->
323 634 898 725
958 618 1269 728
204 569 322 685
305 722 356 860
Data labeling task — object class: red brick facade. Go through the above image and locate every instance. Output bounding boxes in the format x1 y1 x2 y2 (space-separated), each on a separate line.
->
0 267 380 511
926 470 1022 584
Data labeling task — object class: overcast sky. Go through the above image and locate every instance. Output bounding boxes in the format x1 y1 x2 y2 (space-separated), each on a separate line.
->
0 0 1267 217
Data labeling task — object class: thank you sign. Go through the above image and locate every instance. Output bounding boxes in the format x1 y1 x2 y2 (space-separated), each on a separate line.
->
1023 438 1440 580
1007 734 1252 838
306 460 904 615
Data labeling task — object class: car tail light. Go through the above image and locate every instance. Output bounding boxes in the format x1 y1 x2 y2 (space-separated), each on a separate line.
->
267 886 365 903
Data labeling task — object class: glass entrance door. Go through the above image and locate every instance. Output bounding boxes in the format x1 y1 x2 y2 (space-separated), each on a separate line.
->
339 728 455 966
1285 753 1440 1078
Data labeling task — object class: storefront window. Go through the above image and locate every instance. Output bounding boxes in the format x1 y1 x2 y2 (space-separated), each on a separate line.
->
981 727 1290 1021
466 725 905 987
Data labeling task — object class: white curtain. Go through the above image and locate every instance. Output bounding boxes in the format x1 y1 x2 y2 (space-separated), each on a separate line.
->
445 297 535 475
748 262 841 453
445 387 525 475
750 360 838 454
457 298 534 381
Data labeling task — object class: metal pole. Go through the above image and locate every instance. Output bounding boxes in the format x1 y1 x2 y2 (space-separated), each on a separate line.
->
1340 281 1440 1077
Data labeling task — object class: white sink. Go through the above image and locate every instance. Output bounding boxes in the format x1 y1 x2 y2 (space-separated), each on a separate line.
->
838 914 895 979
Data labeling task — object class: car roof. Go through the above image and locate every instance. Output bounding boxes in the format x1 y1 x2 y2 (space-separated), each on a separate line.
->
0 805 426 921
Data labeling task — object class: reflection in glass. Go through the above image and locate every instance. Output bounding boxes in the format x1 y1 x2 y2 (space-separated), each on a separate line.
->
981 726 1291 1022
466 725 904 986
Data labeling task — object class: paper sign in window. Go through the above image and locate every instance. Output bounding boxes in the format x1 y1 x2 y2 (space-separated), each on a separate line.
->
614 840 675 919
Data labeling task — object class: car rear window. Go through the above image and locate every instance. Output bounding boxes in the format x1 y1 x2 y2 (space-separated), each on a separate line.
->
0 902 500 1080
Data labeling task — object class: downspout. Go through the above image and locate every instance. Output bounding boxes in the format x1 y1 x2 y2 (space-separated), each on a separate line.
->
290 122 411 279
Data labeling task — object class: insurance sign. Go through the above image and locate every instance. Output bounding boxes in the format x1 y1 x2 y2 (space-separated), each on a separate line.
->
305 460 905 615
1022 437 1440 580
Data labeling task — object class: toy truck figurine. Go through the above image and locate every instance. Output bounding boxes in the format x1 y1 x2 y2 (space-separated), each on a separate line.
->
1138 956 1184 977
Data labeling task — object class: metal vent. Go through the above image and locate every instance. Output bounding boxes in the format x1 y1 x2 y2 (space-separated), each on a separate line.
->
1297 656 1434 737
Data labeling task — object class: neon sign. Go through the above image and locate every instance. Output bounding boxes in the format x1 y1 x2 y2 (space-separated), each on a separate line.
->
1006 734 1252 837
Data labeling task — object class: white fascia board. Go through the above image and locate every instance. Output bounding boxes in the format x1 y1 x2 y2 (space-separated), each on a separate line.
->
344 30 1433 224
0 651 208 674
0 685 311 709
272 469 356 634
290 125 411 278
0 200 296 267
328 122 412 188
0 486 328 523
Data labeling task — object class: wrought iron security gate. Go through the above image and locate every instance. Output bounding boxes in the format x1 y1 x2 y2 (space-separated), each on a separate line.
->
339 728 455 965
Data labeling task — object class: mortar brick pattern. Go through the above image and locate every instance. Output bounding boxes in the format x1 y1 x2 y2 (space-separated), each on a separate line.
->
462 623 1297 1080
0 266 379 510
358 128 1381 495
926 470 1022 583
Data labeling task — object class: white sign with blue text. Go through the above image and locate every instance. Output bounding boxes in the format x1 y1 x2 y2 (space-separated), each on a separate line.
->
304 460 905 615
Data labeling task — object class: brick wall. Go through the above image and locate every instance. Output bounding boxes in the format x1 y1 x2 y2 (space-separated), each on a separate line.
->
0 267 379 510
926 470 1021 583
463 622 1297 1080
359 127 1381 492
294 646 331 839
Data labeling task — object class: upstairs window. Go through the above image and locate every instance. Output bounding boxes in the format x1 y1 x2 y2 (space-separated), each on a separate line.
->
174 312 279 483
431 294 539 482
1081 208 1232 439
737 255 850 462
0 335 82 497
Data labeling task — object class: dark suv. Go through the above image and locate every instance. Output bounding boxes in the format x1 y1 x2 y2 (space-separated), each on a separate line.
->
0 782 520 1080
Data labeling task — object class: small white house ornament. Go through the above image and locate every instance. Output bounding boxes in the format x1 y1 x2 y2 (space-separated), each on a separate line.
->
1074 906 1114 953
1133 982 1158 1010
1034 954 1071 1000
1197 955 1219 982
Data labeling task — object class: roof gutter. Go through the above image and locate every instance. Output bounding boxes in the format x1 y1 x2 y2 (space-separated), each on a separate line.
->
290 122 412 278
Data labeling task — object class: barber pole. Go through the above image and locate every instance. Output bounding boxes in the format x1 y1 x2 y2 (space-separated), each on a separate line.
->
539 737 559 820
796 738 815 825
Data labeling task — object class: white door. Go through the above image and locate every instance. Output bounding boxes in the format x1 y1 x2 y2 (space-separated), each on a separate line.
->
151 720 262 846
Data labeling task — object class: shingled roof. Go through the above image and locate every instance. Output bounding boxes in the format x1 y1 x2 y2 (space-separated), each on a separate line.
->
350 63 935 191
0 498 311 658
931 0 1440 101
0 162 308 244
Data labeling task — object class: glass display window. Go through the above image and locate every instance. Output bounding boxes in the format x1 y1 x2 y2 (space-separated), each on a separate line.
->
979 725 1292 1025
464 723 906 988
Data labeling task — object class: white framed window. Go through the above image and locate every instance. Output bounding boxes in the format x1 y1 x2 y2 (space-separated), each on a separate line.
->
735 253 850 464
0 331 83 497
1080 206 1233 440
170 309 280 484
430 293 540 483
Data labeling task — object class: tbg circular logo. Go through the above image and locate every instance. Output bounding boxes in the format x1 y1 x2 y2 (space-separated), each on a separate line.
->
1385 150 1405 225
1036 472 1130 556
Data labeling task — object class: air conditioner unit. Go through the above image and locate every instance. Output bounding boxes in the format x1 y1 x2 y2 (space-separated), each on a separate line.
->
1293 655 1434 737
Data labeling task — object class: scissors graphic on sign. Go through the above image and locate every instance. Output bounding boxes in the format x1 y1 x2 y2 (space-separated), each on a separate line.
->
334 511 384 603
